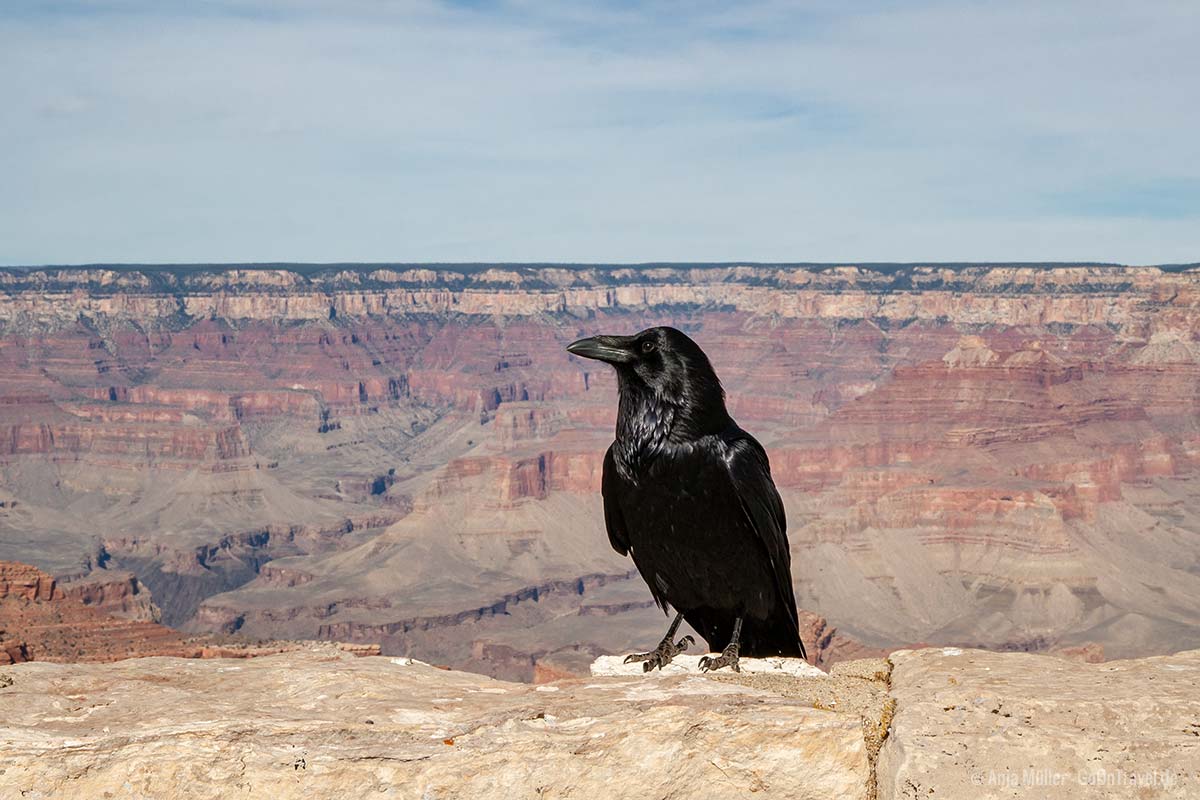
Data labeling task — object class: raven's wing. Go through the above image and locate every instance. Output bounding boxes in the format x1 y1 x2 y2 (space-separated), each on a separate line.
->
724 432 806 658
601 444 630 557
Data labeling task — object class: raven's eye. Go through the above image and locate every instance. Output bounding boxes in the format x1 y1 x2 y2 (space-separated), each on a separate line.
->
640 340 656 354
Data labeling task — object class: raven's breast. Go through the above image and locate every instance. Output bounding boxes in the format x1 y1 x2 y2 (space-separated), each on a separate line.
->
618 453 776 621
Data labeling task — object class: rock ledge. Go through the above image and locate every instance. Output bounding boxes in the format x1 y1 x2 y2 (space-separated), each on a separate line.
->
0 646 868 799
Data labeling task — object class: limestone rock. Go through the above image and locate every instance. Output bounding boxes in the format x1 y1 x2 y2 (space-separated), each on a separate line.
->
591 653 828 679
879 647 1200 799
0 647 870 799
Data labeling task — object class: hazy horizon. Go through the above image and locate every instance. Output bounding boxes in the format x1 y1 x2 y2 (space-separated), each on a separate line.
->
4 260 1199 272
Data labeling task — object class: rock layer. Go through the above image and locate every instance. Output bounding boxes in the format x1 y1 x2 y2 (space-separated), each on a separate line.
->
0 647 870 800
0 561 191 664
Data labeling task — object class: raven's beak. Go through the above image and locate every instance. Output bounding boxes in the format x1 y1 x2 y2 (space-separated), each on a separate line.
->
566 335 635 364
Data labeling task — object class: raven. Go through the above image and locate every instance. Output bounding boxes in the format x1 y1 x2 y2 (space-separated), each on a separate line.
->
566 326 806 672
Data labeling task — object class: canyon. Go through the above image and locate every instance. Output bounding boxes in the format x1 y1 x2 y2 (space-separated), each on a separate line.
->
0 262 1198 679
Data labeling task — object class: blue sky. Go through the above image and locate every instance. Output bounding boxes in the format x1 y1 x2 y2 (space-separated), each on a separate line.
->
1 0 1197 264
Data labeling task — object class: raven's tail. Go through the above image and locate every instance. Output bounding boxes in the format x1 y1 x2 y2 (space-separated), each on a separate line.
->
741 615 807 659
684 608 807 660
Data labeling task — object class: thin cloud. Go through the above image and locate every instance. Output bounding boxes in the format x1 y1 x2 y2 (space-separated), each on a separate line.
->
0 0 1196 264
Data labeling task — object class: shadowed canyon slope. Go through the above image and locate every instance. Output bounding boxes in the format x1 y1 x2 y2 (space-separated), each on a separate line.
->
1 263 1198 678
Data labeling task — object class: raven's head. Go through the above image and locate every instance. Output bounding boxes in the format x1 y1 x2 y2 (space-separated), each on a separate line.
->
566 326 731 441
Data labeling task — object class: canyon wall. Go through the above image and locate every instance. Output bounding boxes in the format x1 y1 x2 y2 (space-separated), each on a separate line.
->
0 560 189 663
1 263 1197 675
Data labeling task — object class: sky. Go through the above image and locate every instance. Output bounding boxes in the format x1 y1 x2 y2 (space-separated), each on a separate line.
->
1 0 1197 265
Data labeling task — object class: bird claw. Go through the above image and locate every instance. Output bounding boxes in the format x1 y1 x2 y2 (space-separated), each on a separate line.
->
623 635 694 672
699 644 741 673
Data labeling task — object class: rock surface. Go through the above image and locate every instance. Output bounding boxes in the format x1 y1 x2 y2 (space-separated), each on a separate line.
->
591 653 828 679
879 647 1200 799
0 647 870 799
3 644 1197 799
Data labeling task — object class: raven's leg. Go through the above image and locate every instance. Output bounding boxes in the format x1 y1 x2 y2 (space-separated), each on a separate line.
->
699 617 742 673
623 611 694 672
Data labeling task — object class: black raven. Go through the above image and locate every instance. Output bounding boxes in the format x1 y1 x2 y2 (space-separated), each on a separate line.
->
566 326 806 672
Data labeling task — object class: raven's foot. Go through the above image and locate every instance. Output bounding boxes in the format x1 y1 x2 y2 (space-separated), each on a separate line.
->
623 635 694 673
699 643 741 673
